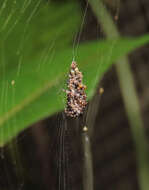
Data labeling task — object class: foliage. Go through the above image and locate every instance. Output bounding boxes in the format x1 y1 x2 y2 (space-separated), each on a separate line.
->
0 0 149 146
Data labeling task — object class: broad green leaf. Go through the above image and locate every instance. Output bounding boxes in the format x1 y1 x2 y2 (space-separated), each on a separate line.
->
0 34 149 146
0 0 81 73
0 0 81 146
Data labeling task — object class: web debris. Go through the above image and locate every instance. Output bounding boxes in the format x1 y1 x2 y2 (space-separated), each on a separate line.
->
65 61 87 117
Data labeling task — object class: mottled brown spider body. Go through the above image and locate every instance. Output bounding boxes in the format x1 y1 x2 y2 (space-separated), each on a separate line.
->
65 61 87 117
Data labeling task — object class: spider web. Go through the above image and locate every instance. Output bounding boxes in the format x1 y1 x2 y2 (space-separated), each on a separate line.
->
0 0 121 190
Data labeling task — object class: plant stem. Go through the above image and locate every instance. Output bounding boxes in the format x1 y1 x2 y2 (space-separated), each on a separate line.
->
88 0 149 189
82 130 94 190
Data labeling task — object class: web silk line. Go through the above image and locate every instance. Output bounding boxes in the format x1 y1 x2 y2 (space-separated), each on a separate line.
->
72 0 89 62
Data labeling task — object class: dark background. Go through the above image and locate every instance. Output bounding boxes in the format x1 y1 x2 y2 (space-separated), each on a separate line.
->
0 0 149 189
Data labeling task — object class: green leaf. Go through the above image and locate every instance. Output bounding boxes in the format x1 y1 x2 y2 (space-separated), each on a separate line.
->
0 34 149 146
0 0 81 73
1 1 149 146
0 0 81 146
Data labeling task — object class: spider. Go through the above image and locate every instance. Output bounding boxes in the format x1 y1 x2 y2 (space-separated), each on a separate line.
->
65 61 87 117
